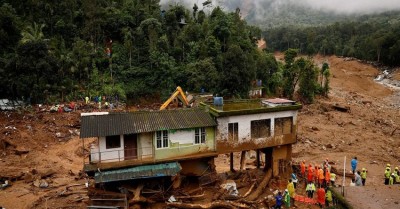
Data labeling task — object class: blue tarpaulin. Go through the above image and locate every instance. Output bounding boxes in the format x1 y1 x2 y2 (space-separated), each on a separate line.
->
95 162 181 183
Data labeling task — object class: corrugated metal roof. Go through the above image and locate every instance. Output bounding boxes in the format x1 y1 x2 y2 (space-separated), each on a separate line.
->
94 162 181 183
80 108 216 138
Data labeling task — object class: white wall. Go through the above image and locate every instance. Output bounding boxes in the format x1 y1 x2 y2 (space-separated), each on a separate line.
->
93 135 124 162
216 110 298 142
170 129 195 144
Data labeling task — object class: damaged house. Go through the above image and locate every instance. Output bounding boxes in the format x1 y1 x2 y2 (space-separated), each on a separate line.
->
80 109 217 185
200 98 302 176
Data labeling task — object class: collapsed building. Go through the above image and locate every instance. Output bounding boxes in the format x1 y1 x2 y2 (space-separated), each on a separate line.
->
79 98 301 207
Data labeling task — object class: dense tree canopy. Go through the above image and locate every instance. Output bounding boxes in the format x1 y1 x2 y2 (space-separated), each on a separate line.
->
0 0 328 104
264 12 400 66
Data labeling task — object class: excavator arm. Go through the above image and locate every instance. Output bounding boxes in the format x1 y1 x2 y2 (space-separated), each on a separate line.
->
160 86 189 110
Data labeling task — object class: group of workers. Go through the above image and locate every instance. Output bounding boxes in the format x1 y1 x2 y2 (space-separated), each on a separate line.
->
85 96 114 109
384 164 400 185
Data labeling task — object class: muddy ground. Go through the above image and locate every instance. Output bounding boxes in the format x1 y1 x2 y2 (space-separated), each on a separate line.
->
0 55 399 209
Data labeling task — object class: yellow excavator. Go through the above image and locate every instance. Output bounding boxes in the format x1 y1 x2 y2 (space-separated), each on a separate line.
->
160 86 193 110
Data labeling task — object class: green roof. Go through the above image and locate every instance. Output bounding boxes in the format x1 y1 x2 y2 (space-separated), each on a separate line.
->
94 162 181 183
80 108 217 138
200 99 302 117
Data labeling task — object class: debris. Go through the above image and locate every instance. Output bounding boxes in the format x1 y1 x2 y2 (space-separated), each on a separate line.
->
247 169 272 201
242 181 256 198
33 179 49 188
168 195 176 203
332 104 350 112
14 148 30 155
311 126 319 131
322 145 327 150
220 180 239 196
0 180 9 190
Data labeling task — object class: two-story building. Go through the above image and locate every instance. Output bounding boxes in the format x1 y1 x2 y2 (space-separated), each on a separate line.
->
80 109 217 184
200 98 302 176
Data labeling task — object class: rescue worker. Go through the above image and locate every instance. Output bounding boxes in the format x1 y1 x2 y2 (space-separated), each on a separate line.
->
272 191 283 209
384 167 391 185
351 157 358 174
306 181 316 198
355 171 362 186
283 189 290 208
300 160 306 178
325 168 331 186
317 187 326 208
361 168 367 186
389 173 395 185
291 173 298 189
287 179 295 208
318 167 325 187
324 158 331 172
330 172 336 186
314 165 319 183
395 167 400 183
325 188 333 207
307 165 314 184
85 96 89 104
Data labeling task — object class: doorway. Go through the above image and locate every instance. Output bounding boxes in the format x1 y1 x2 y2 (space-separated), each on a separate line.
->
124 134 138 160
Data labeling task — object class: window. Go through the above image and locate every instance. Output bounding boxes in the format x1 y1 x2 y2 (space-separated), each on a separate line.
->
251 119 271 138
105 135 121 149
228 123 238 141
274 117 293 136
156 130 169 148
195 127 206 144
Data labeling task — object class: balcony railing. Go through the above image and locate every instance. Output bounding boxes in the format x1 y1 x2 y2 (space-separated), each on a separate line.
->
87 147 153 164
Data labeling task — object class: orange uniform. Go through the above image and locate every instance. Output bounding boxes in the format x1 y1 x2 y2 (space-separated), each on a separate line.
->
300 161 306 176
307 164 313 182
325 170 331 185
318 168 325 185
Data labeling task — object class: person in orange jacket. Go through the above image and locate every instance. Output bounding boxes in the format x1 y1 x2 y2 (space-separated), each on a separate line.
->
317 186 326 208
318 167 325 187
307 164 314 184
325 169 331 187
315 165 319 184
300 160 306 177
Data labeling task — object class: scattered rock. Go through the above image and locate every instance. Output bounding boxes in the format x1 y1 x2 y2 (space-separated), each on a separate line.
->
326 144 336 149
322 145 327 150
311 126 319 131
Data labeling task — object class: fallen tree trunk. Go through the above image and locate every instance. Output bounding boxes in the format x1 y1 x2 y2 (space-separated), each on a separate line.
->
242 181 256 198
166 201 248 209
246 169 272 201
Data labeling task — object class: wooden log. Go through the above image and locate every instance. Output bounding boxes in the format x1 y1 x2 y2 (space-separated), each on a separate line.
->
240 151 246 170
242 181 256 198
133 183 144 201
246 169 272 201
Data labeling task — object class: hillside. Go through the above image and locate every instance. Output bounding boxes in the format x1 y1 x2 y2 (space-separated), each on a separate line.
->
0 55 399 208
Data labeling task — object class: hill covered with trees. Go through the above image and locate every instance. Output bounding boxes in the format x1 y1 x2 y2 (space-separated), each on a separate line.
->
263 11 400 66
0 0 329 105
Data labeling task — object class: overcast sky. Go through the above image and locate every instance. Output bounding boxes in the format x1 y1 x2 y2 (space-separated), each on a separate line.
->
160 0 400 14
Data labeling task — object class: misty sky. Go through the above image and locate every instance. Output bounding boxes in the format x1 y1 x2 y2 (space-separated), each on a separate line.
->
160 0 400 14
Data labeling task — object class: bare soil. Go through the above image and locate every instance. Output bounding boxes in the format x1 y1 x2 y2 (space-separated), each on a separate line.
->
0 55 399 209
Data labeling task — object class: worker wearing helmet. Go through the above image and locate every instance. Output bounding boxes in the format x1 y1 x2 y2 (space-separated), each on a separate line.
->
389 173 395 185
384 167 391 185
394 167 399 184
361 168 367 186
300 160 306 178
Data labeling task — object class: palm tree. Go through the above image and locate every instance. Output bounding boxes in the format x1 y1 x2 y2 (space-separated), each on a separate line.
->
21 22 45 43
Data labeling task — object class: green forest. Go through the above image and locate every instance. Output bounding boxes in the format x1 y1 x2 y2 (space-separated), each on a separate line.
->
264 11 400 66
0 0 328 104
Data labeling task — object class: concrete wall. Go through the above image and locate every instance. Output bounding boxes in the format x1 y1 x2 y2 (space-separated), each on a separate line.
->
216 110 298 153
155 127 215 160
272 144 292 176
90 135 124 163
